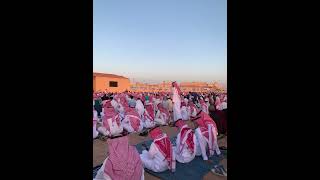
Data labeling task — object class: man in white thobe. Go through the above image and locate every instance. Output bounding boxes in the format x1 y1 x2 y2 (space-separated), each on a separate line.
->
193 111 221 160
140 127 176 173
93 109 99 139
122 107 144 133
154 104 169 125
180 102 189 121
142 103 156 128
94 136 144 180
97 107 123 137
135 98 145 118
173 120 197 163
171 82 182 122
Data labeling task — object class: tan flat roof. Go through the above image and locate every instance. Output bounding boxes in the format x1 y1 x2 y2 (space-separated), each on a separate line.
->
93 72 129 79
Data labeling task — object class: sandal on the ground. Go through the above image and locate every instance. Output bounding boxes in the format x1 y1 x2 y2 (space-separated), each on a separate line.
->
219 165 227 176
219 146 227 150
211 165 224 176
99 135 108 141
217 134 225 139
139 130 149 136
142 143 149 151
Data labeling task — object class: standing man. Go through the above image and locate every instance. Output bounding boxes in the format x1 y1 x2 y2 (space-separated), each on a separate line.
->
171 81 183 122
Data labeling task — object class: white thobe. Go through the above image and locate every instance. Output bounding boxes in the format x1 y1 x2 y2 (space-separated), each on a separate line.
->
174 126 197 163
97 116 123 136
111 99 118 109
194 125 221 160
94 157 145 180
122 115 144 133
142 111 155 129
180 106 189 121
184 98 188 106
154 110 168 125
116 104 125 114
153 99 161 113
221 102 227 110
201 104 209 114
93 110 99 139
206 102 210 109
172 87 182 121
93 123 99 139
188 106 197 118
135 100 145 118
140 136 175 173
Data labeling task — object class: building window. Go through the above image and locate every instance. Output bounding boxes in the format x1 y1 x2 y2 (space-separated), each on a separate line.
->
109 81 118 87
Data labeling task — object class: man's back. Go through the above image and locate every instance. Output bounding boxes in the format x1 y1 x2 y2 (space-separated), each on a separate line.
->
128 99 136 108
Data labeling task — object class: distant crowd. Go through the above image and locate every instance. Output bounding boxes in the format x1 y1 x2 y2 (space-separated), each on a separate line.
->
93 82 227 179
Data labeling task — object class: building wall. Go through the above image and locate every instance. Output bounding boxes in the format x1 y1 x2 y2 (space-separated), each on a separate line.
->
94 76 130 92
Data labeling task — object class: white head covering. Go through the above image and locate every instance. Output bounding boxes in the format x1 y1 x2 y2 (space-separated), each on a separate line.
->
221 102 227 110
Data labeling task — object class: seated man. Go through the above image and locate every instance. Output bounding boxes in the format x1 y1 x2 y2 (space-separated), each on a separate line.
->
199 99 209 114
122 107 143 133
117 96 129 119
98 107 123 137
180 102 189 121
140 127 176 172
135 98 145 118
94 136 144 180
116 103 125 116
110 96 119 110
154 104 170 125
173 119 197 163
128 95 137 108
142 103 156 128
192 110 221 160
93 109 99 139
187 101 198 118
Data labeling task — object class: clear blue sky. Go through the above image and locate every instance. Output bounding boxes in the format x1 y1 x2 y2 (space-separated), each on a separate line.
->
94 0 227 84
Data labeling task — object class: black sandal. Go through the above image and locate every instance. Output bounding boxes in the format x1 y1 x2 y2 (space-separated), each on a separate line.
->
139 129 149 136
211 165 224 176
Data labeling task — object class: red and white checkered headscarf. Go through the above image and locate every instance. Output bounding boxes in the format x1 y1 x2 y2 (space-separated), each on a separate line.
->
150 127 174 170
157 103 170 120
125 108 141 131
103 100 113 109
195 111 218 152
144 103 155 120
175 120 195 154
104 136 143 180
172 81 182 95
188 101 199 116
102 108 120 131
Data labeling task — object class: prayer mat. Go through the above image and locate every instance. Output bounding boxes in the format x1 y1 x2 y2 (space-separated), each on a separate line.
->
135 137 227 180
93 137 227 180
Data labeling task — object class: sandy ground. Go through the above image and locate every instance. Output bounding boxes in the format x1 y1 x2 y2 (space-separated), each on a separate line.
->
93 120 227 180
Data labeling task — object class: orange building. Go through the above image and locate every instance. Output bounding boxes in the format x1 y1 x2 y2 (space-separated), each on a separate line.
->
93 72 130 92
